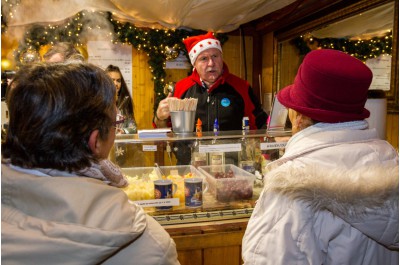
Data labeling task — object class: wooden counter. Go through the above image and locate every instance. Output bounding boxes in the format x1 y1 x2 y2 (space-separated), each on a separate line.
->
165 218 249 265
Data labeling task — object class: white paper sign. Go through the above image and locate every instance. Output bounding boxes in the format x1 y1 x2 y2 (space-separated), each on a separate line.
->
199 143 241 153
260 142 287 150
87 41 133 96
143 145 157 152
366 54 391 91
1 101 9 128
165 51 191 69
130 198 180 208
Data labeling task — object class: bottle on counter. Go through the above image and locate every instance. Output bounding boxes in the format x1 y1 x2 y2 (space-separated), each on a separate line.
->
196 118 203 137
239 140 256 174
239 117 257 174
209 151 225 173
191 139 208 168
191 118 207 168
242 116 250 131
213 118 219 135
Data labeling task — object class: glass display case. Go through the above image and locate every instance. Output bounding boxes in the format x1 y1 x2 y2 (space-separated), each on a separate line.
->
109 129 291 225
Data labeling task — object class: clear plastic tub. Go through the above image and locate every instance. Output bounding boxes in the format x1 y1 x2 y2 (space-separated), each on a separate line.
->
197 164 255 202
120 167 161 201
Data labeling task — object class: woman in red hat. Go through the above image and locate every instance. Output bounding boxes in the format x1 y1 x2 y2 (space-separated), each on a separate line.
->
242 49 398 264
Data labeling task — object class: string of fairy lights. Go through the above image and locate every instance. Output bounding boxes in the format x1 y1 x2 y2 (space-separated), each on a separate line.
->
3 10 227 111
292 31 393 61
1 9 393 110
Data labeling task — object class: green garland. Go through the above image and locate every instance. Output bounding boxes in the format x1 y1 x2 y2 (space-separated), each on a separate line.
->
8 10 228 113
292 31 392 61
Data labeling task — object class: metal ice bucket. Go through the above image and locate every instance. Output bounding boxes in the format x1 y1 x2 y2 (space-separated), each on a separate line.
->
170 111 196 133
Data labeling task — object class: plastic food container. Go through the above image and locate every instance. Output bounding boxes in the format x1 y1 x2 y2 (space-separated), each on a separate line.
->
197 164 255 202
120 167 161 201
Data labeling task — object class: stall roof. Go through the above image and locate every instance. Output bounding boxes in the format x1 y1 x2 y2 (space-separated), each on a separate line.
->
2 0 394 39
3 0 297 32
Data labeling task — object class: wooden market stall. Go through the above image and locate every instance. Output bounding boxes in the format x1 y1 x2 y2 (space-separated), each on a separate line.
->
1 1 398 265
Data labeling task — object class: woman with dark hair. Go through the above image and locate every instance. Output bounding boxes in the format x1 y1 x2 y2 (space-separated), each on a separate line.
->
105 64 137 134
2 62 179 264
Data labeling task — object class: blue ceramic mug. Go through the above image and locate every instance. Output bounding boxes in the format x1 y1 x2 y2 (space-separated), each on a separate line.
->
154 179 177 210
184 178 208 208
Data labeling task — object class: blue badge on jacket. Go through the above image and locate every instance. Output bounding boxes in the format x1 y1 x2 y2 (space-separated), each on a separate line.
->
221 98 230 107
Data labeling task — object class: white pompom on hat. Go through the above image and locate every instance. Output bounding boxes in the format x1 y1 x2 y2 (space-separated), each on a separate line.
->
183 32 222 65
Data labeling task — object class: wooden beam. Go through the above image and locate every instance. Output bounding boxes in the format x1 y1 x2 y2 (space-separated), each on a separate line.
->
252 33 262 101
240 0 360 35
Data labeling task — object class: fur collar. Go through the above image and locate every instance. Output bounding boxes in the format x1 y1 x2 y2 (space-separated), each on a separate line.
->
264 165 399 218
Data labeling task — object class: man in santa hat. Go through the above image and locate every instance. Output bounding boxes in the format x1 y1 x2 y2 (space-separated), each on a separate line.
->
153 31 268 132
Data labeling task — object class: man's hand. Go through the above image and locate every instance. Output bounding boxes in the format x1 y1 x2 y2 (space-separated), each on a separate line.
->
154 93 172 127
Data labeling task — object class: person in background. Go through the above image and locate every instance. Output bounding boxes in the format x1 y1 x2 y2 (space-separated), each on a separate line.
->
2 63 180 264
242 49 398 264
154 31 268 131
40 43 129 182
105 64 137 134
43 42 85 63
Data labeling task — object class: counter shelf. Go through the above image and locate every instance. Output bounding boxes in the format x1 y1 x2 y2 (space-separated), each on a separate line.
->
114 129 291 142
133 182 263 226
110 129 290 225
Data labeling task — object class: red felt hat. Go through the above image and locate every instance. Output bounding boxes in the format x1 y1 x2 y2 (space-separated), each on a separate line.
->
183 32 222 65
277 49 373 123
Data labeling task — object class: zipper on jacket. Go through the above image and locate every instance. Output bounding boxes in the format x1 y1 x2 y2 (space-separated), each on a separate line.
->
206 92 219 132
207 93 211 131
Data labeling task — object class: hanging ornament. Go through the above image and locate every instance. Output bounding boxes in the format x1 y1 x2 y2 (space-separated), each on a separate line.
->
19 48 40 65
115 145 125 157
75 46 89 60
163 81 176 96
165 44 180 61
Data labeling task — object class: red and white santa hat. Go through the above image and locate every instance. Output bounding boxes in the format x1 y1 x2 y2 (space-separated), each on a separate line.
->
183 32 222 65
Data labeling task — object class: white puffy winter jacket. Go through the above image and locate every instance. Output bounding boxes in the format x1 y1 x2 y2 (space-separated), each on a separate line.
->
242 122 399 265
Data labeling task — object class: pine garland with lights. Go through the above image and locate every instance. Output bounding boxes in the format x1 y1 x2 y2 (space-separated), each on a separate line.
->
11 10 228 113
292 31 393 61
14 11 108 64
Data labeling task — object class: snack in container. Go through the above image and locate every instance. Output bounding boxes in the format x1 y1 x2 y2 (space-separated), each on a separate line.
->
198 164 255 202
120 167 160 201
